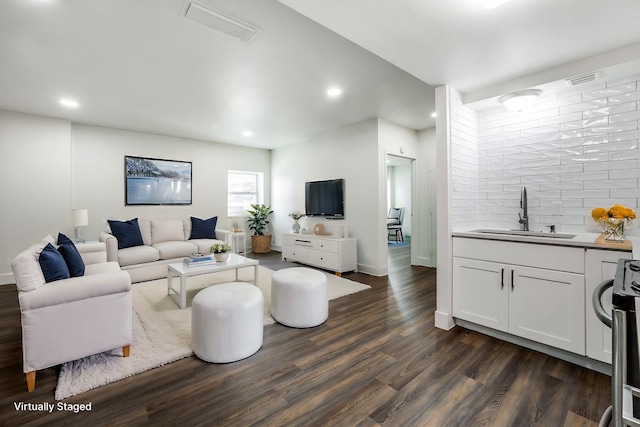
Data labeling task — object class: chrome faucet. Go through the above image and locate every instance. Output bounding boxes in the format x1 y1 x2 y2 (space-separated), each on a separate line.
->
518 186 529 231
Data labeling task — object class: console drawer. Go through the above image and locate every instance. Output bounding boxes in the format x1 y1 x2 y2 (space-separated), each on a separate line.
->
308 249 339 269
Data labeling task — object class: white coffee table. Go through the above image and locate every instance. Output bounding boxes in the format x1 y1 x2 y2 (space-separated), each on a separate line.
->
167 253 259 309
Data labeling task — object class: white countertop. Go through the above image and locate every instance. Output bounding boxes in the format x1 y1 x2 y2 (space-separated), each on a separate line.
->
452 230 634 252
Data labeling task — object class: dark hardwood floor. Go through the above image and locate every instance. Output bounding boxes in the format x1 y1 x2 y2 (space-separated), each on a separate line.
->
0 244 611 426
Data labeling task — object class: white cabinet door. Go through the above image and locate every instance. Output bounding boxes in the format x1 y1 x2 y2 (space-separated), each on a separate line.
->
453 258 509 332
509 266 585 355
585 249 631 364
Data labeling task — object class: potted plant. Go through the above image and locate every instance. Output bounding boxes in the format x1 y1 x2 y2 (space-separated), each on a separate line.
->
210 243 232 262
247 204 274 253
289 211 305 233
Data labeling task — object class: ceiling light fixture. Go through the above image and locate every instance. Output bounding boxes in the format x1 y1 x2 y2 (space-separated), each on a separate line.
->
431 112 437 118
327 88 342 97
59 98 79 108
242 130 253 137
498 89 542 112
483 0 512 9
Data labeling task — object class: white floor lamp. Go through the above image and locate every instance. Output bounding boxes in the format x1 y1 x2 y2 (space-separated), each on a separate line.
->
72 208 89 242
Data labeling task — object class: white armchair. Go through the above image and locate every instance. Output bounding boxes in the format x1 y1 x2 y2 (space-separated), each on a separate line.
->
11 240 132 392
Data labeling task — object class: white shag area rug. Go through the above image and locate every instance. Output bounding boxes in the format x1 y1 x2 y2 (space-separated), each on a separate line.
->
55 266 370 400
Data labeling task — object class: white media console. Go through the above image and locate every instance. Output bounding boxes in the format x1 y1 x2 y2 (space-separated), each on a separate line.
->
281 233 357 275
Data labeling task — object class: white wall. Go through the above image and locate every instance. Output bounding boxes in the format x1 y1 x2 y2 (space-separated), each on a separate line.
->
0 111 72 283
71 124 271 240
271 119 382 274
272 118 431 276
0 113 271 283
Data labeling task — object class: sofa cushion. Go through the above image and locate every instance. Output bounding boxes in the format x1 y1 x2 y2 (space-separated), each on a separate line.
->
39 243 71 283
108 218 144 249
151 219 185 245
190 216 218 239
12 243 48 292
57 233 85 277
190 239 226 254
153 241 198 259
117 245 160 267
85 261 123 276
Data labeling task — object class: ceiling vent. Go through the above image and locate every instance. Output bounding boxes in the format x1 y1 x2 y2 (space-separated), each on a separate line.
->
182 2 260 43
565 72 601 87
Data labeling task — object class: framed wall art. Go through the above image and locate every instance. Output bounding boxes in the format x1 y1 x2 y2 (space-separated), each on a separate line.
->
125 155 192 205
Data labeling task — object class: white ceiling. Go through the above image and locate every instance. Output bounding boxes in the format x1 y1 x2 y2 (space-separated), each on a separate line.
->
280 0 640 107
0 0 435 149
3 1 640 150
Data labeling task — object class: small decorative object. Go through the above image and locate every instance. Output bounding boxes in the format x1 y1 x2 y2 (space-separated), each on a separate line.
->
591 204 636 242
289 211 305 233
210 243 232 262
247 204 274 253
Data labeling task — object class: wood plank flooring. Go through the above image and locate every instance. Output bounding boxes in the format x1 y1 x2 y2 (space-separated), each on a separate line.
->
0 244 612 426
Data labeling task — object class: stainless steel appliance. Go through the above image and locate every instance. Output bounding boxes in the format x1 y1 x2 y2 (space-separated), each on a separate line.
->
594 259 640 427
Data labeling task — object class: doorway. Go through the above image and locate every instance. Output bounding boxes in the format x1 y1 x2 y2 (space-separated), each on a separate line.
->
386 154 413 271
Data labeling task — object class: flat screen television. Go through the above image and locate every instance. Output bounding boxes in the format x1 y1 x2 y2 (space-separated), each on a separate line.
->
305 179 344 218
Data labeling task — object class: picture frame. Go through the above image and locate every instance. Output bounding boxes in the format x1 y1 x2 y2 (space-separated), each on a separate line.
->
125 155 192 205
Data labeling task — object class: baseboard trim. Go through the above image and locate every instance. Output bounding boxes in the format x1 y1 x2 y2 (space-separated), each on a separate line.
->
0 272 15 285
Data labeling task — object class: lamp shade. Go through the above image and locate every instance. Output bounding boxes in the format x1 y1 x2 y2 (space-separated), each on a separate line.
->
71 209 89 227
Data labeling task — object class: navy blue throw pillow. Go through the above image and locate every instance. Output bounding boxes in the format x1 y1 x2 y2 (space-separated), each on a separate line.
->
190 216 217 239
39 243 71 283
56 233 85 277
108 218 144 250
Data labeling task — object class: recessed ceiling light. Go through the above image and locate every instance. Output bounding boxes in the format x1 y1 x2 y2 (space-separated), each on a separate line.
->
327 88 342 97
431 112 437 118
242 130 253 137
59 98 79 108
483 0 512 9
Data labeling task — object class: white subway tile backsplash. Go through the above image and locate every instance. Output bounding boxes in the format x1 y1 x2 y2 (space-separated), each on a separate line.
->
560 153 609 164
539 112 583 126
610 110 640 123
584 122 638 136
609 91 640 104
584 159 638 171
584 179 637 190
452 73 640 232
560 171 608 181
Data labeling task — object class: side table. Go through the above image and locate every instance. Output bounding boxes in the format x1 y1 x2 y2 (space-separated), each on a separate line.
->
229 232 246 255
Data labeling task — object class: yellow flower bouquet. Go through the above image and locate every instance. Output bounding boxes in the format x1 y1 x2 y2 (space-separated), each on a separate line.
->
591 204 636 241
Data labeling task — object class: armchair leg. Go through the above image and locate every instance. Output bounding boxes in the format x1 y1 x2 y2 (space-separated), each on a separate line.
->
123 345 130 357
26 371 35 392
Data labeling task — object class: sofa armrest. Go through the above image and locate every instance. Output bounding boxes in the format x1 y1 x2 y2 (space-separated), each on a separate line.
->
216 229 231 244
77 242 107 265
100 232 119 263
19 269 131 311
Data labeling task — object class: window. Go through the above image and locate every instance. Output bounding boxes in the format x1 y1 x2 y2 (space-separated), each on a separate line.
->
228 171 263 216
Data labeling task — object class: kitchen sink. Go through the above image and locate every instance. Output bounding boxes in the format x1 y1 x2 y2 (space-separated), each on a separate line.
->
471 229 577 239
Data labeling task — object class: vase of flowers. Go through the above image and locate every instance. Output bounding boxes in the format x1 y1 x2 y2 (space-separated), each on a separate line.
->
289 211 305 233
591 204 636 242
210 243 232 262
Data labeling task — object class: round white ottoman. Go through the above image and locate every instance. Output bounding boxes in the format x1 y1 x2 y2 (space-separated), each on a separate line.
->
271 267 328 328
191 282 263 363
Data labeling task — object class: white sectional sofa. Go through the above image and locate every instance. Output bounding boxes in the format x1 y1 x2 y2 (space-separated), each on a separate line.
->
100 217 230 283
